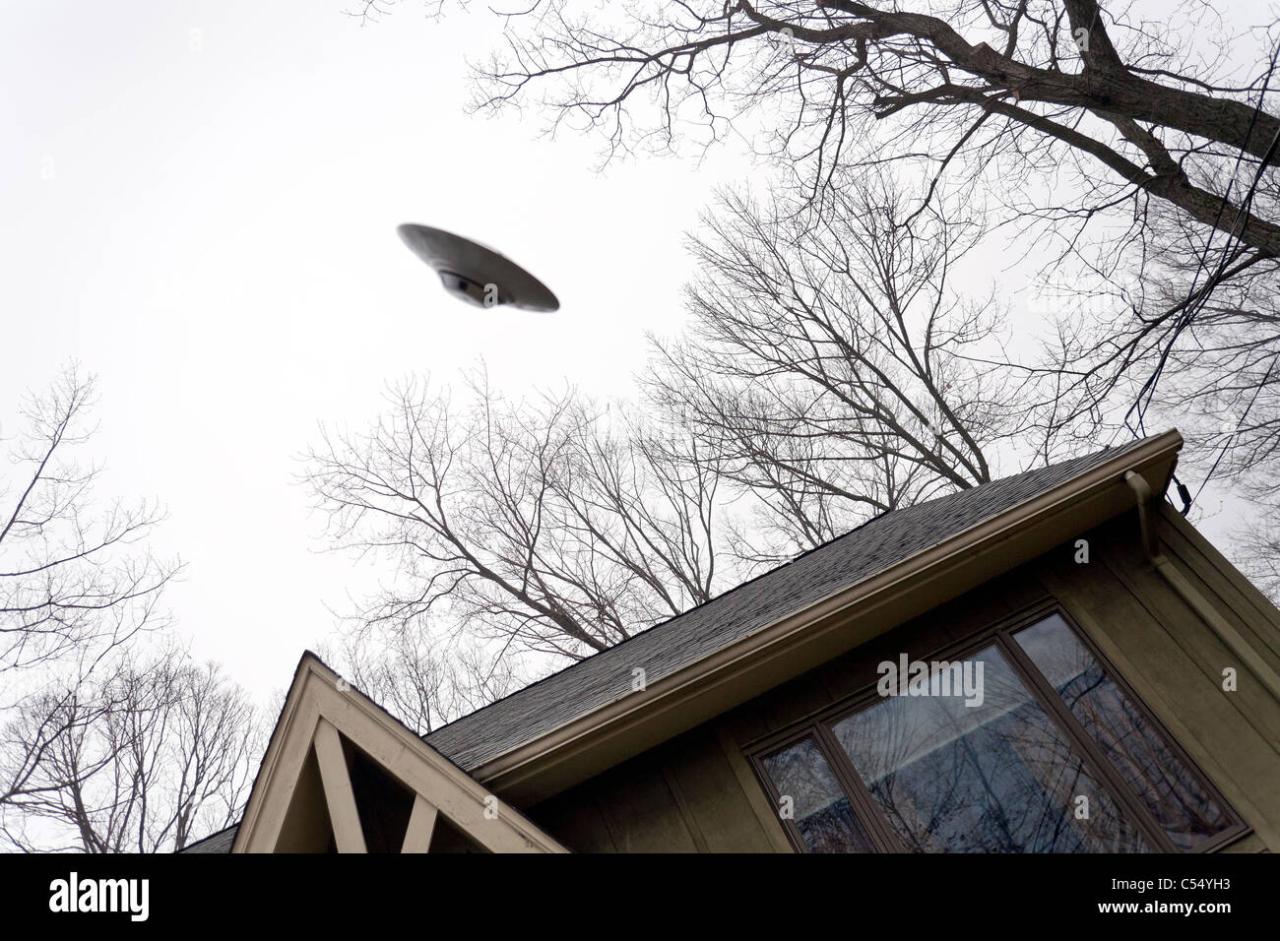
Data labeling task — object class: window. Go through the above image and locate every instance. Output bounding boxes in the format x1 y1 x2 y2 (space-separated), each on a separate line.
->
754 610 1244 853
759 737 876 853
1013 614 1236 850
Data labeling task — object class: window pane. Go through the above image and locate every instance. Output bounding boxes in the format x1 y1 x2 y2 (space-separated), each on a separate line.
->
760 737 875 853
831 644 1151 853
1014 614 1235 851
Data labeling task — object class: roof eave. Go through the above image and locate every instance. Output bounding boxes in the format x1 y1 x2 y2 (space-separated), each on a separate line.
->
475 431 1184 805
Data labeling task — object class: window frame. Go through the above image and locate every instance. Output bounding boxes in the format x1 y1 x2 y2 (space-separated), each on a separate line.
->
746 600 1249 854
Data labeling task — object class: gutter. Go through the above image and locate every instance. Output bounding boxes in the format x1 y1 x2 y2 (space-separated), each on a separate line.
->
1124 470 1280 701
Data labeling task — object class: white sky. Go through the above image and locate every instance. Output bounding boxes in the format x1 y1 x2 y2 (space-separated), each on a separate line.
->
1 1 765 697
1 1 1252 702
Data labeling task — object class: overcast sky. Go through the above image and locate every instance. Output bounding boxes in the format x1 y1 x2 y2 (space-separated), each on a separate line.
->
2 1 1249 702
0 1 770 697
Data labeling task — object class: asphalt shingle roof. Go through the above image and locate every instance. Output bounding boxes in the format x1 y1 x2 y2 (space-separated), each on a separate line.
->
181 824 237 854
422 436 1155 770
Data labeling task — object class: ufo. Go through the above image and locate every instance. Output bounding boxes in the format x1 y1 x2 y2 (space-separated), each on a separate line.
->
397 223 559 312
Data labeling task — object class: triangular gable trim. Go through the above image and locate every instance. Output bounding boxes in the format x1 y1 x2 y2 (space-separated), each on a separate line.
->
232 653 566 853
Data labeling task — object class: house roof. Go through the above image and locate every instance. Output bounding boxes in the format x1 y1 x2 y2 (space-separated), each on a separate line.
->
182 824 237 854
223 652 567 854
421 434 1166 771
181 431 1179 852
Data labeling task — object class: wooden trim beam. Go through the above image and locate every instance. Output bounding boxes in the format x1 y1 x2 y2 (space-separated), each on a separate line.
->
715 727 792 853
233 664 323 853
313 719 368 854
310 679 560 852
401 795 439 853
233 656 568 853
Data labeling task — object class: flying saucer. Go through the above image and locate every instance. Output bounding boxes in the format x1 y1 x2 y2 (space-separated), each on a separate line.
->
397 223 559 312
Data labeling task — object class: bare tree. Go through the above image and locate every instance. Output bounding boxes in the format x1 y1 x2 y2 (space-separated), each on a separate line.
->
1239 520 1280 602
0 368 180 815
306 372 725 662
463 1 1280 251
646 173 1051 564
442 1 1280 506
0 646 261 853
324 630 523 734
325 0 1280 663
307 174 1064 671
0 368 176 681
0 370 258 853
1233 459 1280 602
1022 185 1280 559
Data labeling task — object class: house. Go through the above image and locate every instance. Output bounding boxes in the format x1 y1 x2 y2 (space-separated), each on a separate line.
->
185 429 1280 854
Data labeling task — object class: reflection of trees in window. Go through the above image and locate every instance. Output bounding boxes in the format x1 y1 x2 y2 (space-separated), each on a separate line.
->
757 612 1239 853
760 738 873 853
831 646 1148 853
1015 615 1233 851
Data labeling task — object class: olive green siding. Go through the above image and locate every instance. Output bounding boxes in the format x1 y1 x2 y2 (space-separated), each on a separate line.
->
527 505 1280 853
